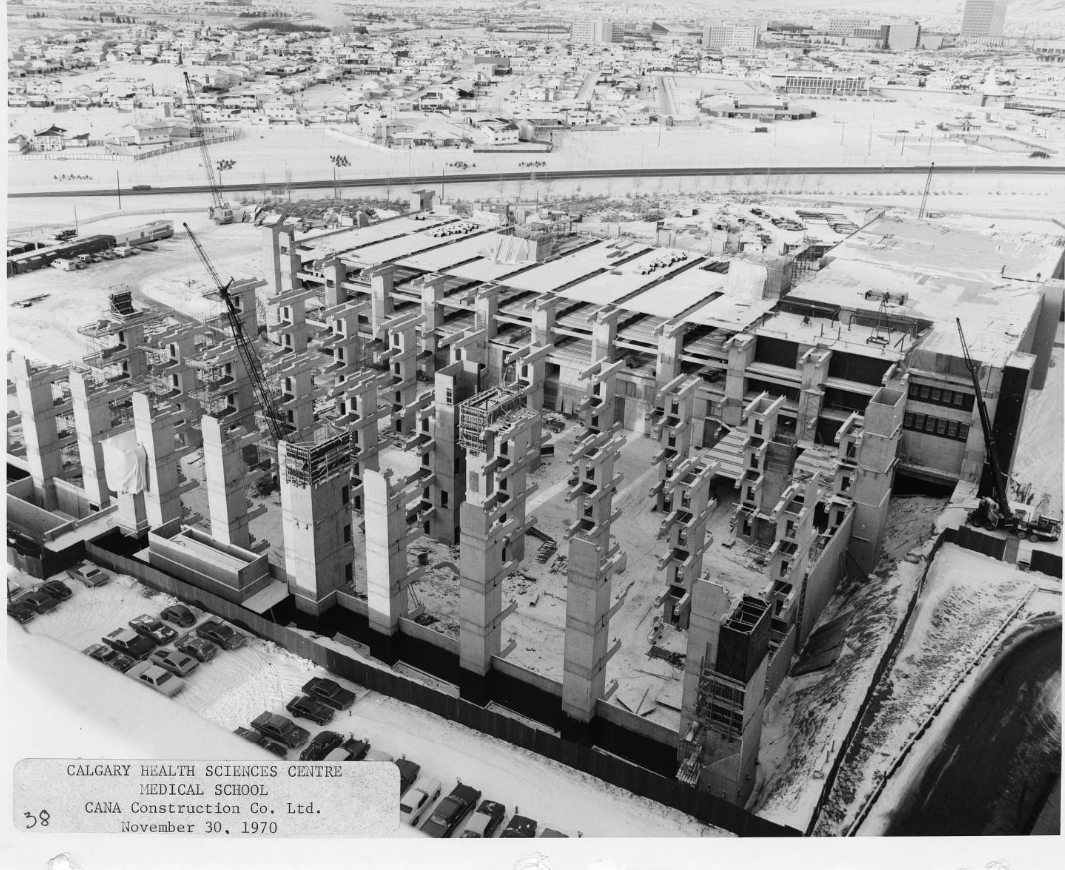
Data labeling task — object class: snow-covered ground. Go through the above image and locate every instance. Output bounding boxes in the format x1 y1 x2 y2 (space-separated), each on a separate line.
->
11 566 724 838
6 215 266 366
750 554 926 831
812 544 1040 835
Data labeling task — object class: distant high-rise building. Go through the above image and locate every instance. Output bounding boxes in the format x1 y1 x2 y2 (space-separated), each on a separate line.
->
703 21 760 52
961 0 1007 38
571 19 623 44
886 22 921 51
828 17 871 37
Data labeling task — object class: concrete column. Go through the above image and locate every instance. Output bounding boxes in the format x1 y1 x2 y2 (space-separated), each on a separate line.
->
275 354 319 440
364 468 419 639
132 392 189 529
723 334 757 427
381 312 425 435
10 353 68 510
418 274 448 370
367 265 395 340
68 369 127 508
851 382 905 572
278 435 354 616
561 423 626 730
654 320 685 391
201 415 264 550
428 361 480 544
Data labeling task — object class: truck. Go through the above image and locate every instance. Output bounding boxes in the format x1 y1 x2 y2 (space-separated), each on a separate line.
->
420 782 482 838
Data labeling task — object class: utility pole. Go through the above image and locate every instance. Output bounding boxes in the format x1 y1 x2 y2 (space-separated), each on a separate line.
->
116 169 121 210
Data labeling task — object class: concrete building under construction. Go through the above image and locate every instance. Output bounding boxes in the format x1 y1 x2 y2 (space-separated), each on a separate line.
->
8 202 1063 811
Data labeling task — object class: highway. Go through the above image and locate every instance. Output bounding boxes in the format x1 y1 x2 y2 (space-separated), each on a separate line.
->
8 163 1065 199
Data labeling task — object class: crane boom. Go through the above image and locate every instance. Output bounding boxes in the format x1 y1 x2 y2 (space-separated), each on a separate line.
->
185 223 290 444
956 318 1011 519
183 73 232 223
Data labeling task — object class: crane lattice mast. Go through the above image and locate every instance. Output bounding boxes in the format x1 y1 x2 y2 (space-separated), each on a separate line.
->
185 223 290 444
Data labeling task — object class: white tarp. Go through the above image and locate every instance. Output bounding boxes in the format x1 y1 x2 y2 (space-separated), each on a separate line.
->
479 233 536 264
102 429 147 494
727 259 768 300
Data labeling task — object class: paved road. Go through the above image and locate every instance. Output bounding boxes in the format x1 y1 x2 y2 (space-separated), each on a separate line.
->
885 625 1062 836
8 164 1065 199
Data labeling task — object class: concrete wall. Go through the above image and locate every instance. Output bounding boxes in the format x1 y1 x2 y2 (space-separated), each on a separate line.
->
764 624 797 700
800 507 854 645
148 521 271 605
401 615 460 656
596 697 679 748
53 478 97 519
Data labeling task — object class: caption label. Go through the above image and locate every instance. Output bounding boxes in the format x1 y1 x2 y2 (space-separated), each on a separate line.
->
14 759 398 837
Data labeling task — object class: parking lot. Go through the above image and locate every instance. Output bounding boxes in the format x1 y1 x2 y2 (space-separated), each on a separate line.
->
11 564 724 838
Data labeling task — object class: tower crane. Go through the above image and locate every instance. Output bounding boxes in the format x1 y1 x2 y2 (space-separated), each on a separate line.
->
183 72 233 225
184 223 291 444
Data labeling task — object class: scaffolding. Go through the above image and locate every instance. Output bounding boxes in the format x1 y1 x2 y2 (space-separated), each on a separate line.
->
457 384 533 455
283 429 354 487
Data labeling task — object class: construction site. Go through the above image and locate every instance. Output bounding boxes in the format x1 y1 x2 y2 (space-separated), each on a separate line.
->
7 153 1064 831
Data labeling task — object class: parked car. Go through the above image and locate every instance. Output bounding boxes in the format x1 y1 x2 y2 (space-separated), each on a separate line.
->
302 676 356 710
421 783 482 838
250 713 309 749
72 564 110 587
400 776 442 827
460 799 506 838
540 828 569 838
129 614 178 645
127 661 185 697
103 627 156 660
286 695 335 726
15 589 60 614
341 737 370 761
396 758 421 796
175 634 218 662
39 579 72 600
299 730 344 761
501 815 538 838
83 643 135 673
196 619 245 649
148 648 200 678
160 604 197 628
8 602 34 624
234 726 287 758
363 749 393 763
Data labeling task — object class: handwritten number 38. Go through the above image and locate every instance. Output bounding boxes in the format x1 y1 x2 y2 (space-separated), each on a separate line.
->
24 809 50 828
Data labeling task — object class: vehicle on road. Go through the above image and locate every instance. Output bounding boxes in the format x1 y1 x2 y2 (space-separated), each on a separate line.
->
131 184 152 190
160 604 197 628
175 634 217 662
460 799 506 838
396 759 421 795
234 726 287 758
71 564 110 587
302 676 356 710
299 730 344 761
286 695 335 726
401 776 442 827
8 602 34 624
148 648 200 677
500 814 538 838
127 661 185 697
129 614 178 645
250 713 309 749
39 579 72 601
15 589 60 614
421 783 482 838
83 643 135 673
103 627 156 660
196 619 245 649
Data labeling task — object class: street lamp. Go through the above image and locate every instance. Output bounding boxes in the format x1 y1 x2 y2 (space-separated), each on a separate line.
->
329 153 350 199
216 158 235 197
